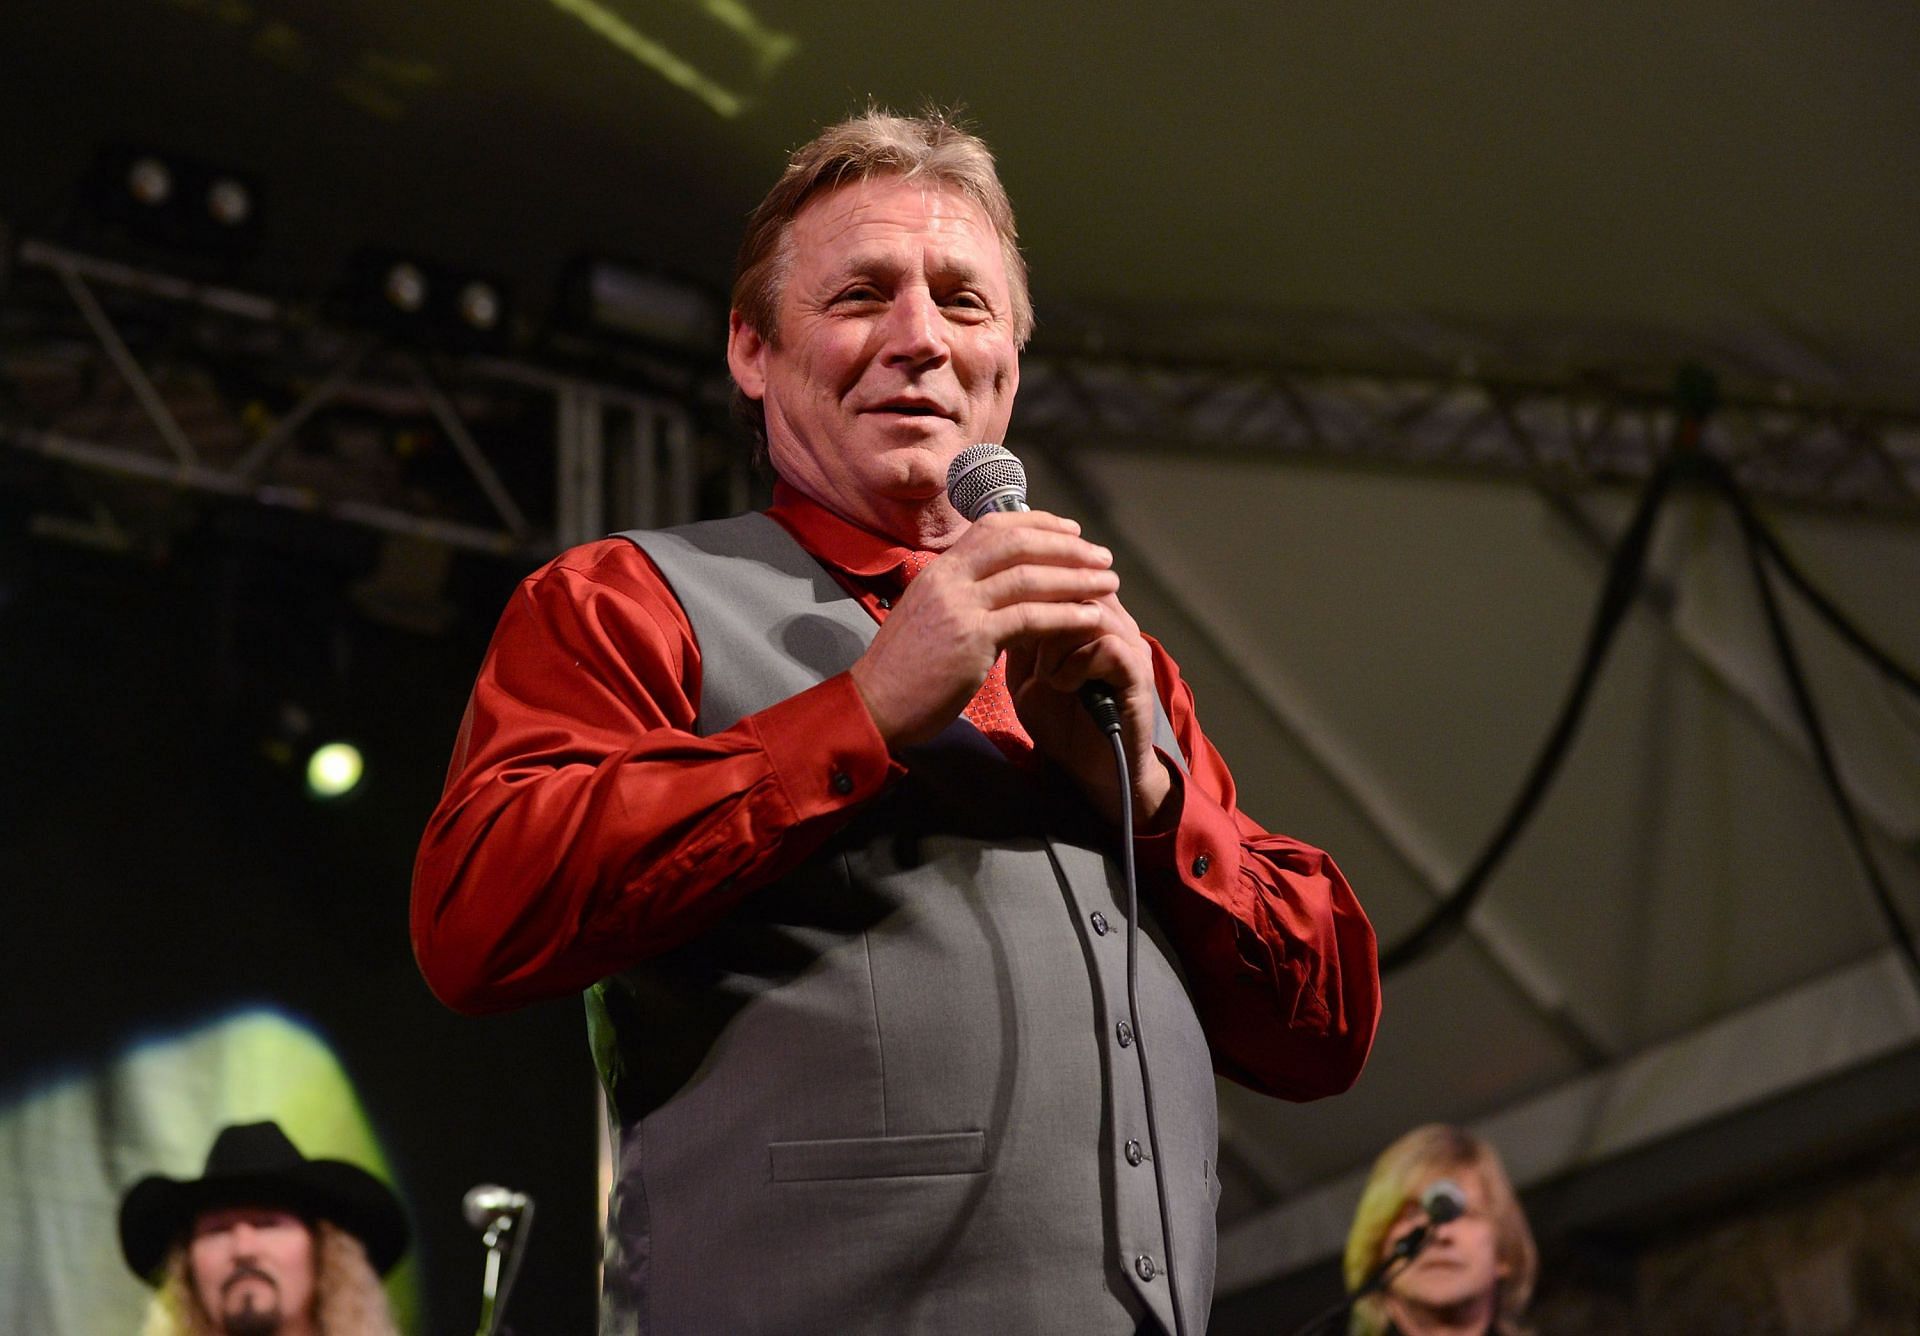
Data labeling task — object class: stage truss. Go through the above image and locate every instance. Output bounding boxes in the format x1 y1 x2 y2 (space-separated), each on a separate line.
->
4 238 1917 573
0 239 733 562
1016 355 1920 520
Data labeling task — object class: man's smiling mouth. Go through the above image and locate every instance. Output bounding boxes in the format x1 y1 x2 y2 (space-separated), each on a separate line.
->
865 400 952 418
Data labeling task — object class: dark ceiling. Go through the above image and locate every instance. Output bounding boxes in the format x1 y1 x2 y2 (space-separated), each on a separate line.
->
6 0 1918 401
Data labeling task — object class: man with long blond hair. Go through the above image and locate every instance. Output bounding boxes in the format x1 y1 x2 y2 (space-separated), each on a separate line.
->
1342 1125 1537 1336
119 1122 407 1336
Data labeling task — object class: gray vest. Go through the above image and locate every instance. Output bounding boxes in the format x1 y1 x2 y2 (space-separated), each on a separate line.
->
591 514 1220 1335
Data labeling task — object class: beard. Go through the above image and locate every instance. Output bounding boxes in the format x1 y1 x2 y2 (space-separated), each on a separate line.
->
219 1279 285 1335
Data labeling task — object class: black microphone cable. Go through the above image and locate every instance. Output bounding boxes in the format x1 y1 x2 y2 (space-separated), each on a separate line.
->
948 444 1191 1334
1083 683 1191 1336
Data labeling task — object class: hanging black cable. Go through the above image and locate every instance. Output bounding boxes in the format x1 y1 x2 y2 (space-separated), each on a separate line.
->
1721 486 1920 702
1379 452 1683 973
1708 458 1920 996
1369 356 1920 998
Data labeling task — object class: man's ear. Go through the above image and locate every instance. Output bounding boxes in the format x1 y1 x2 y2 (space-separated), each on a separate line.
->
727 312 767 401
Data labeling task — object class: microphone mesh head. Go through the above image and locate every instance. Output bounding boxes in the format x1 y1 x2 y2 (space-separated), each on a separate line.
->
946 443 1027 520
1421 1178 1467 1224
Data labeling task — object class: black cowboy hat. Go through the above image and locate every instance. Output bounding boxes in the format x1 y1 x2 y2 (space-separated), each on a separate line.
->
118 1121 409 1282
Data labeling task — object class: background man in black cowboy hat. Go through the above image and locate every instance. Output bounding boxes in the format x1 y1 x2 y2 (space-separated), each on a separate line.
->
118 1121 408 1336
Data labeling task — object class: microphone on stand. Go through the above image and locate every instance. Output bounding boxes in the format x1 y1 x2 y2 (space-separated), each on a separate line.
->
1290 1178 1470 1336
463 1184 535 1336
462 1184 530 1230
1422 1178 1468 1224
1378 1178 1466 1273
945 443 1122 732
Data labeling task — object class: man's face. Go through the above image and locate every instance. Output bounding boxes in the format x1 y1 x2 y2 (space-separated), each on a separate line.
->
1381 1169 1508 1317
188 1205 316 1335
728 175 1021 544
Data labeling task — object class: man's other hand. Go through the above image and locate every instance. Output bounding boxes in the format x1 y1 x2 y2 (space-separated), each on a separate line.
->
1008 590 1174 832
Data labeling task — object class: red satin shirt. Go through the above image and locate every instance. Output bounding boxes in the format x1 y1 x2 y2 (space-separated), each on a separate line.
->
412 485 1379 1099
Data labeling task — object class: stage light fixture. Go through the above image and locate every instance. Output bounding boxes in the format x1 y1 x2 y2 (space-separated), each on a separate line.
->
83 144 263 257
458 281 502 333
342 248 513 350
384 261 429 314
306 741 366 800
258 702 368 802
559 256 723 355
206 176 253 228
126 156 172 207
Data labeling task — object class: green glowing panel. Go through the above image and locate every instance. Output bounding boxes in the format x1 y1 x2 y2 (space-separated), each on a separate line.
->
542 0 798 119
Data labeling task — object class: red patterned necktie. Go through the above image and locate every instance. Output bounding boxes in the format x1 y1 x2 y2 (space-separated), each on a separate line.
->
896 550 1034 763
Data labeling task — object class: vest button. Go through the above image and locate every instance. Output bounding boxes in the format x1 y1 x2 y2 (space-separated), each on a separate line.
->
1125 1138 1143 1166
1090 911 1110 936
830 770 854 795
1116 1020 1134 1048
1191 852 1211 877
1134 1254 1157 1282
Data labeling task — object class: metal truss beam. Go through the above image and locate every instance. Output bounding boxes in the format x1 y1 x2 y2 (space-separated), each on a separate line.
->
13 241 1918 547
1016 357 1920 520
1 240 703 559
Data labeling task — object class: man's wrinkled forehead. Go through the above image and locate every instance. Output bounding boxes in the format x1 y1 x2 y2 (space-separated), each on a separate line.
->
785 179 1006 289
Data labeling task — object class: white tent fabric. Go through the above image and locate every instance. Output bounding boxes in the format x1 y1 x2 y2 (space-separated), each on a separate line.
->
1027 445 1920 1287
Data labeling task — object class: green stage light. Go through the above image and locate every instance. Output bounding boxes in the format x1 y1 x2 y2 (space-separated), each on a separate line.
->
306 741 365 799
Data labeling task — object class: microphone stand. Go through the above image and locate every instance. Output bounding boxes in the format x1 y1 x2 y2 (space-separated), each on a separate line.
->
1287 1220 1440 1336
473 1200 534 1336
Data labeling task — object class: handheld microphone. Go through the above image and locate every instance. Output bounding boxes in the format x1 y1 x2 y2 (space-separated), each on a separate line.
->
945 442 1029 519
462 1184 531 1230
944 444 1121 732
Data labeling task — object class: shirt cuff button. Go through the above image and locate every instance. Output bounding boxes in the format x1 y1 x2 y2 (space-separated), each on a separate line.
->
1191 853 1211 877
830 770 854 795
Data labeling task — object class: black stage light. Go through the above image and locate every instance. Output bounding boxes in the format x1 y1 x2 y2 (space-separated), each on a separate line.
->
384 260 429 315
206 176 253 229
126 155 172 208
457 280 502 334
341 249 512 350
82 144 263 256
557 256 723 356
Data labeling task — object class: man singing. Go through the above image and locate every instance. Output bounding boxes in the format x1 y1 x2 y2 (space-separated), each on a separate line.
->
413 107 1380 1335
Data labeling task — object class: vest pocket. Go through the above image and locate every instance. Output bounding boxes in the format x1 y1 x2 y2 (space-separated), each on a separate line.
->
769 1130 986 1182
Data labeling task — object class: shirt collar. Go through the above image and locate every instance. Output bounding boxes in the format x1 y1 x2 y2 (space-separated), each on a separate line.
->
766 480 922 589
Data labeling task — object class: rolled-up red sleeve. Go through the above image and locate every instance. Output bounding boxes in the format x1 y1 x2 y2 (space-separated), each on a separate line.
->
1133 638 1381 1100
411 539 898 1015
